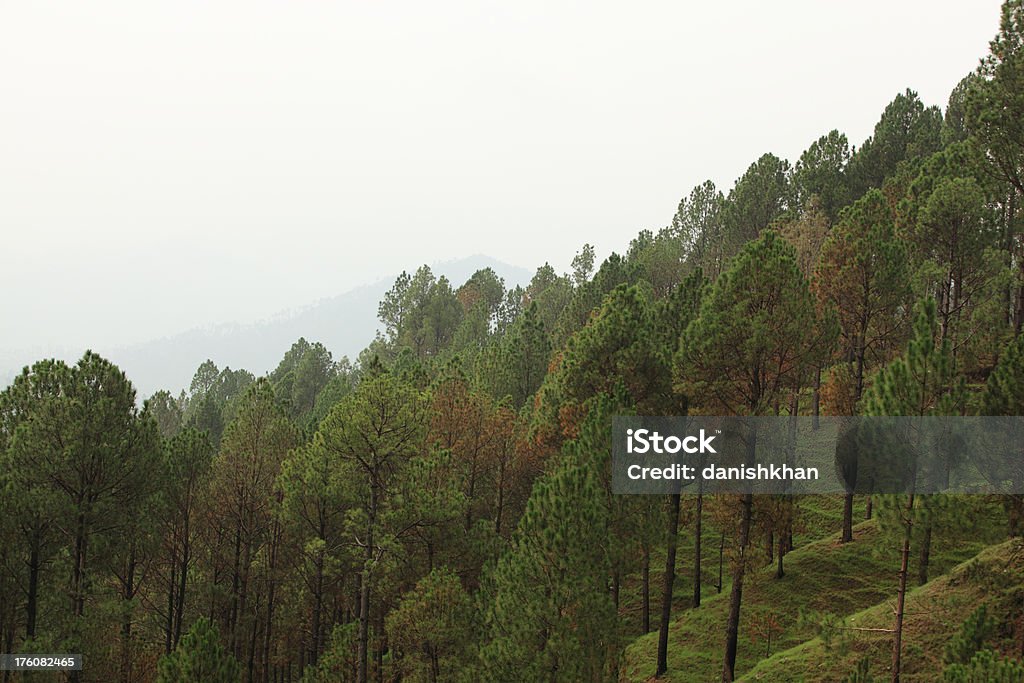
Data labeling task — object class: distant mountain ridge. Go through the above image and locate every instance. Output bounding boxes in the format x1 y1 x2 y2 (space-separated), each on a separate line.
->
2 255 533 398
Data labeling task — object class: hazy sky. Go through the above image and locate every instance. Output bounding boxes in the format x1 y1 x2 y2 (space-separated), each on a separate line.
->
0 1 1004 358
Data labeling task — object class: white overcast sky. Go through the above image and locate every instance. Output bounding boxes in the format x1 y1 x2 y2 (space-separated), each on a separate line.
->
0 0 1005 357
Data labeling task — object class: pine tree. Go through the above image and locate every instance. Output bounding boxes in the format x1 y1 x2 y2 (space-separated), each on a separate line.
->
627 225 694 301
157 617 241 683
482 396 617 682
816 189 912 403
847 89 943 196
982 333 1024 536
943 649 1024 682
207 379 298 678
161 428 215 653
278 433 355 666
841 657 875 683
814 189 912 541
652 270 706 678
317 374 427 683
967 0 1024 197
560 284 668 415
966 0 1024 332
270 338 338 420
0 360 72 644
864 298 965 683
671 180 726 279
385 567 477 682
945 605 996 666
675 231 834 681
721 154 796 256
914 176 997 352
556 254 638 344
5 353 160 679
793 130 852 223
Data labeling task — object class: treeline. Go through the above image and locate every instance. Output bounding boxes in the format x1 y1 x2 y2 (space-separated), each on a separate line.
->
3 2 1024 682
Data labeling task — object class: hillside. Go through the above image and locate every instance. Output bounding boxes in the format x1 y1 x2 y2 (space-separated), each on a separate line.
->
0 255 531 397
3 3 1023 681
620 498 1010 682
739 537 1024 681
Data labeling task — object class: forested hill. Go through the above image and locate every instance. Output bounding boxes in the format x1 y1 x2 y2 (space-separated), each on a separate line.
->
3 2 1024 683
0 254 531 398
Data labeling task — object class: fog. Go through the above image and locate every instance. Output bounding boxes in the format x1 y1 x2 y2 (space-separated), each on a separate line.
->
0 1 1002 368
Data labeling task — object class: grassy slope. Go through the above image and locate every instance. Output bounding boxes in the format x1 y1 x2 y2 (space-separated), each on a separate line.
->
739 537 1024 682
616 495 863 635
619 497 1008 682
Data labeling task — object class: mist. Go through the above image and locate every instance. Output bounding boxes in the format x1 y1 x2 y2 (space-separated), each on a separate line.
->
0 0 1001 364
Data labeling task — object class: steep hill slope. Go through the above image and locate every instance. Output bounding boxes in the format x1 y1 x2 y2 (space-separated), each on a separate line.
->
739 537 1024 681
620 498 1008 682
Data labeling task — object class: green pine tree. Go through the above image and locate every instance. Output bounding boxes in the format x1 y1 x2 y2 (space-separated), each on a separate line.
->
482 396 618 682
814 188 911 542
674 230 835 681
841 657 875 683
157 617 241 683
864 298 966 683
943 649 1024 682
945 604 996 666
317 374 427 683
385 567 478 682
560 284 668 415
982 333 1024 535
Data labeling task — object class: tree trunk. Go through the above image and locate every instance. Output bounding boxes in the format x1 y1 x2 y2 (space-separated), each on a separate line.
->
891 494 914 683
917 523 932 586
311 553 324 665
641 545 650 634
120 549 137 683
68 507 88 683
2 624 13 683
429 646 440 683
842 492 854 543
464 469 476 532
1007 494 1024 537
27 540 40 640
229 526 242 655
495 459 506 536
238 536 252 667
693 492 703 609
165 551 176 655
375 611 385 683
716 531 725 594
855 335 867 403
775 533 785 580
357 486 377 683
174 517 191 648
247 611 258 683
722 422 757 682
263 520 281 683
656 492 681 678
812 366 821 430
1015 264 1024 335
72 508 88 619
721 492 753 682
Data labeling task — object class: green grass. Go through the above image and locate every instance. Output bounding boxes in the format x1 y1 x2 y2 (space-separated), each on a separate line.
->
738 537 1024 682
616 495 862 636
618 496 1008 682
